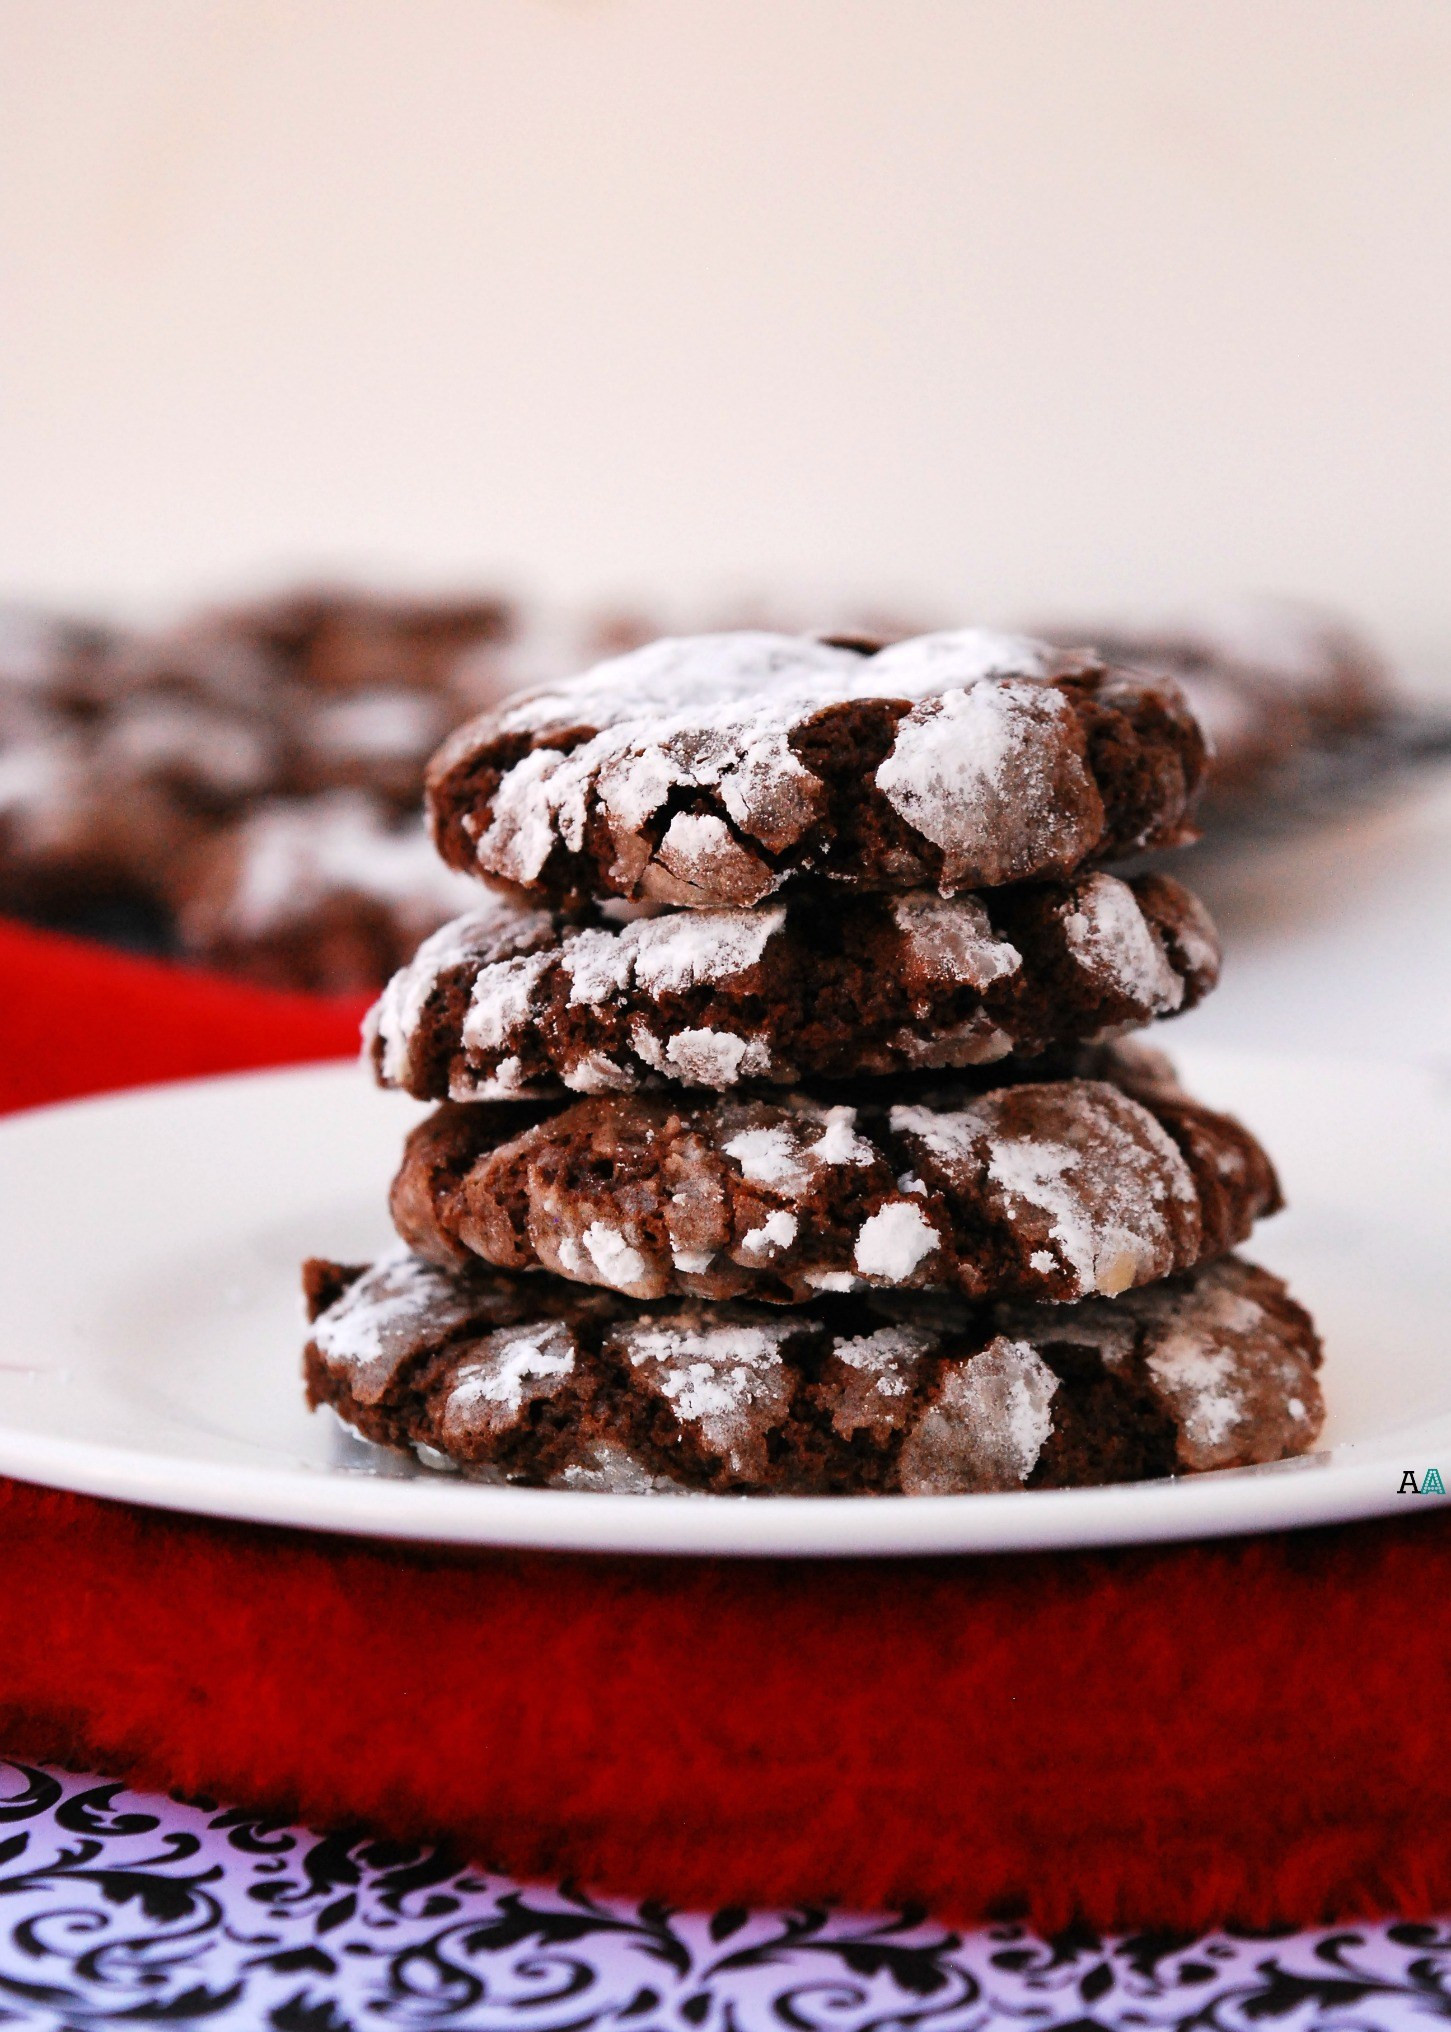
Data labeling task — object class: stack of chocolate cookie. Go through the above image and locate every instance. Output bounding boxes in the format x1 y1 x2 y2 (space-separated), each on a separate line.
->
304 630 1324 1496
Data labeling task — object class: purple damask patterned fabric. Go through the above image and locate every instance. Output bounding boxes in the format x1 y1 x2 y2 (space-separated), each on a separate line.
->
0 1761 1444 2030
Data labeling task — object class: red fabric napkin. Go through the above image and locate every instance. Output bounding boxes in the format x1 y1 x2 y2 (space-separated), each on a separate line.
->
1 915 1448 1931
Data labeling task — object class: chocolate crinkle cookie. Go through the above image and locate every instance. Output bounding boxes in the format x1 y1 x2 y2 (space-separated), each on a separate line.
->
386 1041 1280 1308
366 869 1220 1099
303 1249 1323 1495
424 629 1207 910
173 791 482 994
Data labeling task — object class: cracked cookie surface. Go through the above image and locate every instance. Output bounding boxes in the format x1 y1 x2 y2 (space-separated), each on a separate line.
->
304 1250 1322 1494
386 1043 1280 1307
425 629 1207 909
366 869 1220 1100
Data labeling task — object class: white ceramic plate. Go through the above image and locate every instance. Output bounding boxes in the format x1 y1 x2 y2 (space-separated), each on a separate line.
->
0 1049 1447 1556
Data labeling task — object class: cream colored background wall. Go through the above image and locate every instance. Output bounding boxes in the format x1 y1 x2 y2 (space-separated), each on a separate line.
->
1 0 1449 667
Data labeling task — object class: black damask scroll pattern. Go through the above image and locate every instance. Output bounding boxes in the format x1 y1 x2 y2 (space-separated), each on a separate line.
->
0 1761 1446 2030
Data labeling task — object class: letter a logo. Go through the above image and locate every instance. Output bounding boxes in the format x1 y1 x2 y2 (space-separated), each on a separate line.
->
1399 1471 1420 1495
1424 1468 1447 1496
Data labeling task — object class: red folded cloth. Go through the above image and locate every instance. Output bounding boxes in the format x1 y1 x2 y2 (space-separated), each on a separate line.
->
1 916 1448 1931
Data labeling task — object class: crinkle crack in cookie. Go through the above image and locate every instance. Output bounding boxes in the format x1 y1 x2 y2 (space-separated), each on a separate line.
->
387 1043 1280 1307
366 870 1220 1099
425 630 1206 909
303 1250 1322 1494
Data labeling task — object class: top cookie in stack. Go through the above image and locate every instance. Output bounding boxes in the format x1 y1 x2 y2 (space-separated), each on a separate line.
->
423 628 1204 908
305 629 1324 1496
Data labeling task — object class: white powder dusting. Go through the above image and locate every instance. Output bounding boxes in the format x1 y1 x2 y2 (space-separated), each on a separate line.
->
874 679 1093 887
897 1337 1058 1494
648 811 779 904
893 1083 1198 1299
462 949 554 1053
887 1103 979 1174
987 1136 1155 1297
554 1442 689 1495
558 905 781 1011
804 1269 861 1292
1131 1261 1295 1470
441 1322 576 1434
372 901 549 1086
557 926 635 1005
476 744 571 884
665 1027 771 1086
629 902 785 993
834 1326 934 1393
1145 1336 1243 1453
496 631 859 740
563 1051 639 1094
618 1314 797 1472
581 1222 649 1289
864 628 1052 696
1164 889 1221 988
853 1201 940 1282
890 891 1021 993
738 1209 799 1260
809 1107 874 1167
460 1053 530 1097
312 1246 471 1405
723 1123 811 1191
628 1024 668 1074
1059 872 1182 1012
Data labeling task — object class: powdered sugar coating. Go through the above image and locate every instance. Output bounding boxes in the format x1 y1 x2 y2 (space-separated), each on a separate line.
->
890 892 1021 995
892 1083 1200 1301
873 678 1095 888
897 1337 1059 1494
439 1321 576 1441
723 1104 872 1195
739 1209 799 1259
1058 872 1183 1015
370 896 555 1088
492 631 861 740
827 1325 937 1443
311 1244 479 1404
429 628 1202 907
551 1442 690 1495
1129 1257 1323 1470
614 1315 798 1477
853 1202 941 1282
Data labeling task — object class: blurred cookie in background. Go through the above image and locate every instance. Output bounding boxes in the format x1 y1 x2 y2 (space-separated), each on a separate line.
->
0 584 524 949
173 789 482 996
1036 597 1397 818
